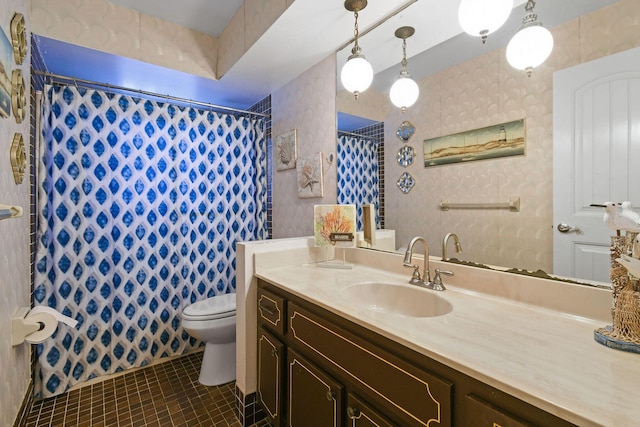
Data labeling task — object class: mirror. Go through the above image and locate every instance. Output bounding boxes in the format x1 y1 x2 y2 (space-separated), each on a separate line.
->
336 112 384 245
396 121 415 142
336 0 626 287
397 145 415 167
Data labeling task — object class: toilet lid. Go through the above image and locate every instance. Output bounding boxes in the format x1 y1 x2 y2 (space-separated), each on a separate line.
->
183 294 236 320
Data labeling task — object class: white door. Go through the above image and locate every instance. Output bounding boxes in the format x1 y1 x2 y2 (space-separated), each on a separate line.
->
553 47 640 283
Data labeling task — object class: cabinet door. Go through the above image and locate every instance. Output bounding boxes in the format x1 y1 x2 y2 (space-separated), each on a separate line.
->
288 348 344 427
258 328 284 426
289 303 452 426
346 394 396 427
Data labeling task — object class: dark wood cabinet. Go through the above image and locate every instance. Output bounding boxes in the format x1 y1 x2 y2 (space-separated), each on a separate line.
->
462 395 531 427
256 279 575 427
288 348 344 427
288 302 452 427
346 394 396 427
257 287 286 336
257 327 284 425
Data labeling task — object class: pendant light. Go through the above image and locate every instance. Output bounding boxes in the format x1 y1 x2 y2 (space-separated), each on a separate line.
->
389 26 419 113
506 0 554 76
341 0 373 99
458 0 513 44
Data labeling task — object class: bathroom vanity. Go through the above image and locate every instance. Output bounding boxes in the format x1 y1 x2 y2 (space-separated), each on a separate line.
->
249 246 640 427
257 279 572 426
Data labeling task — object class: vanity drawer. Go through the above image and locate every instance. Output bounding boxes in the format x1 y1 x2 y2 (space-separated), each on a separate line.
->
463 395 531 427
288 302 452 427
258 288 286 336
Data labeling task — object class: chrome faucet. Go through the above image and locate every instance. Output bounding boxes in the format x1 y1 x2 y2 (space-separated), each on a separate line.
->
403 236 431 287
442 232 462 261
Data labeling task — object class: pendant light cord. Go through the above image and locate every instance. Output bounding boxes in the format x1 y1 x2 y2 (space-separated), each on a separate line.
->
352 11 361 55
401 38 408 69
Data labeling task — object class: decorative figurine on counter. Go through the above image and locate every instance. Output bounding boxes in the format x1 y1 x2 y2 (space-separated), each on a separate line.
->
591 201 640 353
592 201 640 235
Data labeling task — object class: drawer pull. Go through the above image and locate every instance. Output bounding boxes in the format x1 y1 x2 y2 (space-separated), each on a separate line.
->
259 304 275 316
326 390 335 401
347 406 361 419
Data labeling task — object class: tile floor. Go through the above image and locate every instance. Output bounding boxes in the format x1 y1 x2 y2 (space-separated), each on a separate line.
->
25 351 272 427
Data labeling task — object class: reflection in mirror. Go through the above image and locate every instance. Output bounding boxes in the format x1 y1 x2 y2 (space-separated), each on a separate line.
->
337 112 388 249
335 0 633 288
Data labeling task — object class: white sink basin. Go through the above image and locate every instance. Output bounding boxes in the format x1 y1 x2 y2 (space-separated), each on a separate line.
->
341 282 453 318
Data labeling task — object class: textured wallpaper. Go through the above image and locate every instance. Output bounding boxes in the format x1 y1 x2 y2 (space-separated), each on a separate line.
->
215 0 289 78
217 2 245 79
29 0 291 88
29 0 218 80
336 86 389 124
378 0 640 273
272 54 337 238
0 1 32 425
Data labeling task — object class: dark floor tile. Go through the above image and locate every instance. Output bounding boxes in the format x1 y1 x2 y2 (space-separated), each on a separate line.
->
25 352 266 427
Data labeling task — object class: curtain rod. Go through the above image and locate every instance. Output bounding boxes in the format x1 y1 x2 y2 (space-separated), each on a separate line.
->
338 130 377 139
338 130 371 138
33 70 270 119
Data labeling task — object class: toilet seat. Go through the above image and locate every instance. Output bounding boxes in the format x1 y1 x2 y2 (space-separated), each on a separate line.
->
182 294 236 321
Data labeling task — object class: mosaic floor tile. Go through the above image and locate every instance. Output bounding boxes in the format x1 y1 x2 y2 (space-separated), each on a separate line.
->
25 352 270 427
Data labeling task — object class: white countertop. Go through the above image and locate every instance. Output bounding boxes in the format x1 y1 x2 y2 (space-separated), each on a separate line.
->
255 260 640 427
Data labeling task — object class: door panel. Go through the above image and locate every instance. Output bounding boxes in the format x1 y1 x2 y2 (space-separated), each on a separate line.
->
288 348 343 427
257 327 284 425
553 47 640 282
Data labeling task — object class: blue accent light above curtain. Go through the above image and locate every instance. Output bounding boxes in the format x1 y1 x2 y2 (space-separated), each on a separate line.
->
34 85 267 397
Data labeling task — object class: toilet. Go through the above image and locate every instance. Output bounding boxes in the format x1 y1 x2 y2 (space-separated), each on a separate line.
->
181 293 236 386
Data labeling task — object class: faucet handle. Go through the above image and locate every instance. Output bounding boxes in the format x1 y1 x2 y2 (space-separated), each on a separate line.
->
404 263 422 284
431 269 453 291
435 268 453 276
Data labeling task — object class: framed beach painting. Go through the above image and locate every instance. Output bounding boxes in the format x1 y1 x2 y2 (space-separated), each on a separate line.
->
275 128 297 170
297 153 323 198
423 119 525 167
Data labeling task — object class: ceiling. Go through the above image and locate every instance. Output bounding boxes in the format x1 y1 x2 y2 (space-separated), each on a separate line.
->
36 0 619 111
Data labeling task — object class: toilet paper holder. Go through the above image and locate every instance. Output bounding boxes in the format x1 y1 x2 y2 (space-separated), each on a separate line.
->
12 307 43 346
11 306 78 346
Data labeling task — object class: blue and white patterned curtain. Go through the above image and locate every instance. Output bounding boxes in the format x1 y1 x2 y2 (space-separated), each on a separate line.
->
34 85 267 397
337 134 380 230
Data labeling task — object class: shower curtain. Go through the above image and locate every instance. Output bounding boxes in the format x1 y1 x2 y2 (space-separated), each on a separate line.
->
337 134 380 230
34 84 267 397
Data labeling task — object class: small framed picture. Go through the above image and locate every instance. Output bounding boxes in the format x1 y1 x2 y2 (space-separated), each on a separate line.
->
297 153 324 198
275 129 297 171
314 204 356 247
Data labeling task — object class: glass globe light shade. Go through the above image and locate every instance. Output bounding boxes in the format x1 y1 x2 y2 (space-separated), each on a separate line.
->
506 24 554 72
341 55 374 95
390 75 419 111
458 0 513 39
